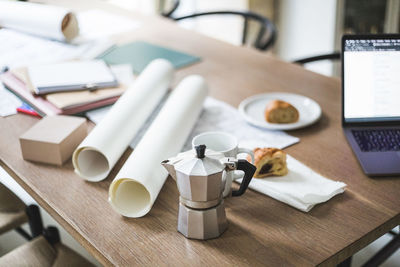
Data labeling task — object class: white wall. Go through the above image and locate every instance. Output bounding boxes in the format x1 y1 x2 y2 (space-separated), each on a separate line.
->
276 0 337 76
107 0 159 14
173 0 247 46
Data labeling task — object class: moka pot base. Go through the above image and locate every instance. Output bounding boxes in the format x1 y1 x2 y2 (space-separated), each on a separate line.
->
177 200 228 240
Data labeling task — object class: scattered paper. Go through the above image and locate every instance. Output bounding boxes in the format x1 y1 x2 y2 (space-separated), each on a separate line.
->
85 105 110 125
0 29 113 69
110 64 135 85
0 83 22 117
77 9 141 40
184 97 300 150
87 97 300 150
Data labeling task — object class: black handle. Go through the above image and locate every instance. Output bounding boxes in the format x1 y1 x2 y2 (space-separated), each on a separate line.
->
232 159 256 197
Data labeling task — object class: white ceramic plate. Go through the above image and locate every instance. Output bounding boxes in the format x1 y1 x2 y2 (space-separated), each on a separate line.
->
239 92 322 130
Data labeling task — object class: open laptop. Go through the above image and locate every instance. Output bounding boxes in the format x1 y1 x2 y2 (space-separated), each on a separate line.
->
342 34 400 176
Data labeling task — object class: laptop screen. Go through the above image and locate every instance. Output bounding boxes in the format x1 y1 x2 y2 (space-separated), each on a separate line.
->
343 36 400 123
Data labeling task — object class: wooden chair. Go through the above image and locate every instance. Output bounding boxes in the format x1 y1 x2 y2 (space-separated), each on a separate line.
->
169 10 277 51
293 52 341 65
0 182 43 240
160 0 180 18
0 227 95 266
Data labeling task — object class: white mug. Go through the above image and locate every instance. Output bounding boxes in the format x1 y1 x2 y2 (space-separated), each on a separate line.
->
192 131 254 197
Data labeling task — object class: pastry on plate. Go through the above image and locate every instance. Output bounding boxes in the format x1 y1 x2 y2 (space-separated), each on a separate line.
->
248 147 288 178
264 100 299 123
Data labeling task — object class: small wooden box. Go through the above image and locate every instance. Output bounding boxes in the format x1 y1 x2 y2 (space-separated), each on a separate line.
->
19 115 87 165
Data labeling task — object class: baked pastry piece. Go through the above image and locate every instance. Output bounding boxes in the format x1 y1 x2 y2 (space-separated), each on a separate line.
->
264 100 299 123
249 148 288 178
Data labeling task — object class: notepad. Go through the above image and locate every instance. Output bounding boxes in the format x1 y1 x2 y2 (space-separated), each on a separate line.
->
28 60 118 95
100 41 200 73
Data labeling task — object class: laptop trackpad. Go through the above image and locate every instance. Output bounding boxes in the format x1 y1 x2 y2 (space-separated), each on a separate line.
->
359 151 400 175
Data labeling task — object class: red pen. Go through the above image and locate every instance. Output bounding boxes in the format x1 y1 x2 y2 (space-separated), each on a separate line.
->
17 103 41 117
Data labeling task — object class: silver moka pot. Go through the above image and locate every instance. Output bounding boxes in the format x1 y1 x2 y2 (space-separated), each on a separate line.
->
162 144 256 240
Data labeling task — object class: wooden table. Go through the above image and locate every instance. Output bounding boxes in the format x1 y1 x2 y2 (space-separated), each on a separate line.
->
1 1 399 266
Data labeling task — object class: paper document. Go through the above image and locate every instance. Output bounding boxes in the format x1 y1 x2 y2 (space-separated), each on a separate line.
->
109 64 135 85
0 29 112 70
184 97 300 150
0 83 22 117
77 9 141 40
87 97 300 150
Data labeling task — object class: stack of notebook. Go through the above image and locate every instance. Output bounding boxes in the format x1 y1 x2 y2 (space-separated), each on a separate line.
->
0 63 131 116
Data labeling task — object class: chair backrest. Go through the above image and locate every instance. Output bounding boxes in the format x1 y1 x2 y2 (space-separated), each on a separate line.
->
0 182 26 213
293 52 341 65
171 10 277 51
161 0 180 18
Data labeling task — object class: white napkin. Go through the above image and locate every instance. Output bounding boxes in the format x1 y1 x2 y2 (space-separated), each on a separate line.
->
237 155 346 212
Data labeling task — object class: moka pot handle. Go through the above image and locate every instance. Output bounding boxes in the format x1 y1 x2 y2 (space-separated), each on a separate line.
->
232 159 256 197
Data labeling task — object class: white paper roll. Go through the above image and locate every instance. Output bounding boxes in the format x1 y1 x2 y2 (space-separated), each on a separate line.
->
73 59 174 182
109 75 208 218
0 1 79 42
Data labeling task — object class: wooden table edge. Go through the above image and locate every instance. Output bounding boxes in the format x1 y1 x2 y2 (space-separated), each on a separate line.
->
320 213 400 266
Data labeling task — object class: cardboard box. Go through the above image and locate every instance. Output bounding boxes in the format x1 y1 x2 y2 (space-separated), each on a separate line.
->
20 115 87 165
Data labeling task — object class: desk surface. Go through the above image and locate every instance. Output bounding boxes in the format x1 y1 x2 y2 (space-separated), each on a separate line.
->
1 1 399 266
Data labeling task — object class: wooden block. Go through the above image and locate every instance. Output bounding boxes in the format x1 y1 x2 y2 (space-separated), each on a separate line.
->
19 115 87 165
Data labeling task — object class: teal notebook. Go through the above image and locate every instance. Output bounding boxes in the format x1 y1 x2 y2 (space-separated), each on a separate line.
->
100 41 200 74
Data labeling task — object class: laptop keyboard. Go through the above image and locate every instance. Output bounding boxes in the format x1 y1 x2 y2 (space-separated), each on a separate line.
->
352 129 400 152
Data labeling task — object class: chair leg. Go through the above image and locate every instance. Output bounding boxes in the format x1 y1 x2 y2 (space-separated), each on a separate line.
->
337 256 352 267
242 17 248 45
26 204 43 238
362 234 400 267
15 226 32 240
43 226 60 246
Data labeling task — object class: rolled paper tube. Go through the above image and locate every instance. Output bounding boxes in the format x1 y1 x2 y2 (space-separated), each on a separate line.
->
0 1 79 42
72 59 174 182
108 75 208 218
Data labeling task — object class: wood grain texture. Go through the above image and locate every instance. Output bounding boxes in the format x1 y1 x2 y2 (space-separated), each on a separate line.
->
1 1 399 266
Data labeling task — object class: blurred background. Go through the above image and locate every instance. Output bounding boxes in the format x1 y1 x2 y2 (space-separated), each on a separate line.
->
109 0 400 77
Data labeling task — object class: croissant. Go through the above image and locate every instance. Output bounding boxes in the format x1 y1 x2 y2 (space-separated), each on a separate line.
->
265 100 299 123
248 147 288 178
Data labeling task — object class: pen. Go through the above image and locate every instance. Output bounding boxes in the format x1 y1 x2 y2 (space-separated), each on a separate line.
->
17 103 41 117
